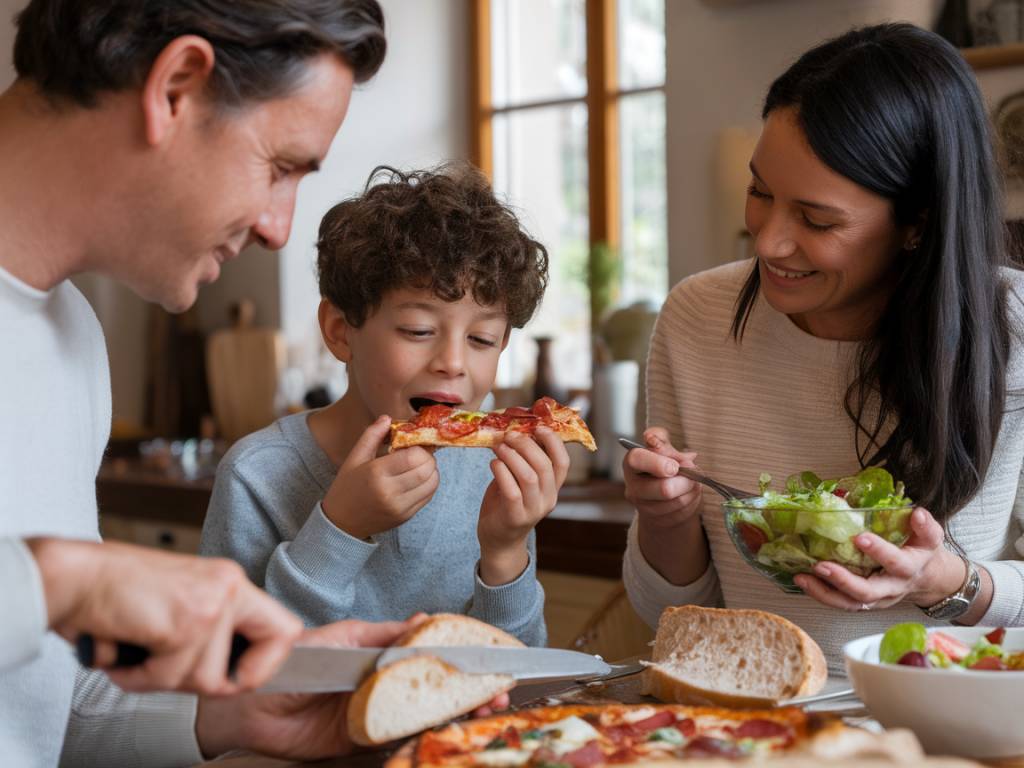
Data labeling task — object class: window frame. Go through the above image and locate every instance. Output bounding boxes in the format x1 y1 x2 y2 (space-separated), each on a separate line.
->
469 0 665 332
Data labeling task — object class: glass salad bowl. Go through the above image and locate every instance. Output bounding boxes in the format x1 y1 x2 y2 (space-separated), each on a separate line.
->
722 468 914 593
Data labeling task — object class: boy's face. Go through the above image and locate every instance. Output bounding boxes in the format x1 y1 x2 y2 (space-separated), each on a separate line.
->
330 288 510 420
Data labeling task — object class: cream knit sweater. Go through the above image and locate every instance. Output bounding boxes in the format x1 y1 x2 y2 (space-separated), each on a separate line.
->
624 260 1024 674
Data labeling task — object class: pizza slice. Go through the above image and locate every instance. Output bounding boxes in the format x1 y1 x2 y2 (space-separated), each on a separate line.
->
389 396 597 453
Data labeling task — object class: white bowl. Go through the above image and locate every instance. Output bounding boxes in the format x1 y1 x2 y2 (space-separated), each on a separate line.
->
844 626 1024 758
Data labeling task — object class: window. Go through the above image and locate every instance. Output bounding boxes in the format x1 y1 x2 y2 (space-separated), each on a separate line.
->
471 0 667 390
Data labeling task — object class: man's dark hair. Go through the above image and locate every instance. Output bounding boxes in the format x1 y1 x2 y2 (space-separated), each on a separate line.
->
732 23 1016 524
13 0 386 108
317 163 549 329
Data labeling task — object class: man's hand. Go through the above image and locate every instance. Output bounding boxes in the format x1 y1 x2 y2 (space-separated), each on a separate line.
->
27 537 302 695
477 428 569 585
195 615 510 761
321 415 439 539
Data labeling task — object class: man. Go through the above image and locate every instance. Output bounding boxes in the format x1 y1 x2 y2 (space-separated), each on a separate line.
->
0 1 426 765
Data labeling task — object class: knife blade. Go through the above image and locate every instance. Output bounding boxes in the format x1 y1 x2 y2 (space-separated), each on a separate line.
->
257 645 612 694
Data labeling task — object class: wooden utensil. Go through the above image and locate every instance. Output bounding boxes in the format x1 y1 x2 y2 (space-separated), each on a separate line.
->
206 299 285 442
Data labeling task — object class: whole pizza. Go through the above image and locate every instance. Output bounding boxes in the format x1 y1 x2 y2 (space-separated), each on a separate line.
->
389 397 597 452
384 703 919 767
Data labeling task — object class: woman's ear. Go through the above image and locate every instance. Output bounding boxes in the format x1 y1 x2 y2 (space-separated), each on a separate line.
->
140 35 216 147
319 299 353 363
903 210 929 252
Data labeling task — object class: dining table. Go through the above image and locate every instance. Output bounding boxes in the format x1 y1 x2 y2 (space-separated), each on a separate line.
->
195 666 1024 768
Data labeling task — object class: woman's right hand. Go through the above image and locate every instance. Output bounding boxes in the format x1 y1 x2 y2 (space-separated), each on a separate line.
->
622 427 703 530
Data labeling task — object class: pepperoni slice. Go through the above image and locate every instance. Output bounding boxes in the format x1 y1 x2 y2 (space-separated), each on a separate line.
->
503 406 539 419
438 418 477 439
734 719 792 740
480 413 513 430
632 711 677 731
500 726 520 749
601 724 642 745
415 404 453 428
674 718 696 738
684 736 745 759
562 741 603 768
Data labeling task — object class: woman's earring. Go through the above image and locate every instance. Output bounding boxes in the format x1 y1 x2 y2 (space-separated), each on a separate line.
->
905 238 921 251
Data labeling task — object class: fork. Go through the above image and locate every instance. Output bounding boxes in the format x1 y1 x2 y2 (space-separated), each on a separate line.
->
617 437 757 501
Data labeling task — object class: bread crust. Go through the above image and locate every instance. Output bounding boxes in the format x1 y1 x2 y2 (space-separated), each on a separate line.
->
642 606 827 707
397 613 525 648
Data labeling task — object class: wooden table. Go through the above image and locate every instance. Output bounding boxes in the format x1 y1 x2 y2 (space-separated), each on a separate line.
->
96 461 633 578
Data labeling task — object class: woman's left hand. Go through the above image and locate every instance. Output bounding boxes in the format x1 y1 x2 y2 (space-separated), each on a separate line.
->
794 507 964 611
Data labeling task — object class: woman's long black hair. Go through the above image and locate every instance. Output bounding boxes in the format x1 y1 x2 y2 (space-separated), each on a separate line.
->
731 23 1013 524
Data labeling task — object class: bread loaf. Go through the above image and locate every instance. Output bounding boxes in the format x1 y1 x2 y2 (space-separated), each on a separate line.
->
641 605 827 708
347 614 522 746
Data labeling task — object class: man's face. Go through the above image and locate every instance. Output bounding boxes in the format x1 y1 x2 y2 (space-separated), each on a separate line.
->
340 288 511 422
127 54 354 312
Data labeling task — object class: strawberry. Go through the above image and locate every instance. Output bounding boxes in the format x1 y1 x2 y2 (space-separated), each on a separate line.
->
927 631 970 664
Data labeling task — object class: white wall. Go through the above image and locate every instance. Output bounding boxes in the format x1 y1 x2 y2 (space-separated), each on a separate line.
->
665 0 943 286
279 0 469 377
0 0 467 427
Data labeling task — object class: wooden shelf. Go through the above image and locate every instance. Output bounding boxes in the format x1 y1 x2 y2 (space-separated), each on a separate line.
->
962 42 1024 70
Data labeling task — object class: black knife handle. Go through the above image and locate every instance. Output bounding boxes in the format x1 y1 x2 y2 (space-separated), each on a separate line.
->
76 633 251 677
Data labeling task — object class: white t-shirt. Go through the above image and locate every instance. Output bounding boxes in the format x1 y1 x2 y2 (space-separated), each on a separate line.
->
0 266 202 766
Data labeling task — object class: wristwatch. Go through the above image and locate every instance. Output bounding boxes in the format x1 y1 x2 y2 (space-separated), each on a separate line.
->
920 554 981 621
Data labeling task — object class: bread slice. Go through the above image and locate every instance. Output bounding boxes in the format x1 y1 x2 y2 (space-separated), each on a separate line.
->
395 613 524 648
347 614 522 746
641 605 827 708
347 655 515 746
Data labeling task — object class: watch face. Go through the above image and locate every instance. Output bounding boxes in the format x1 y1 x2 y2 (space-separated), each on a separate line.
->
927 596 969 621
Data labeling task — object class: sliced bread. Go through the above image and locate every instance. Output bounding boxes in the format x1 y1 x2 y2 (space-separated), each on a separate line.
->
641 605 827 708
395 613 524 649
347 614 522 746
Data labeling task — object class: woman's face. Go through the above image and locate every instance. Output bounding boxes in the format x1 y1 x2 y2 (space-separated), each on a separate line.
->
745 107 917 340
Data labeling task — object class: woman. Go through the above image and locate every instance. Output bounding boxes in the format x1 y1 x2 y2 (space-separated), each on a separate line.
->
622 23 1024 673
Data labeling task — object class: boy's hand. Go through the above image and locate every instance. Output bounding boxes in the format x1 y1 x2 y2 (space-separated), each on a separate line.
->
322 415 440 540
477 427 569 585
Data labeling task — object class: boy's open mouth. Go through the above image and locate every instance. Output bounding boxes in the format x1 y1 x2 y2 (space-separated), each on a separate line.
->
409 397 460 412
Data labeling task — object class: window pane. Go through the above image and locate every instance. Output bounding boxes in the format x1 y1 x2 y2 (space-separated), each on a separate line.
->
617 0 665 89
619 91 667 304
491 0 587 108
492 104 590 390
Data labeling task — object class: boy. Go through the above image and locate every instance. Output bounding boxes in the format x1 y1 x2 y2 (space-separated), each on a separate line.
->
200 163 564 646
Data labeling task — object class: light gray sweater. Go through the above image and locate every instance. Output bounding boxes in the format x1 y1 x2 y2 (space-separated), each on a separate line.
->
625 260 1024 675
200 412 547 646
0 267 202 767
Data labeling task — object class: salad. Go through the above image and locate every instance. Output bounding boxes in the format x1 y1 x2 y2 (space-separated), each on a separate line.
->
880 622 1024 671
725 467 913 578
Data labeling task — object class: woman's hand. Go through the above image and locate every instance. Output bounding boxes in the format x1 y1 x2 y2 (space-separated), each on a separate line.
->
623 428 710 586
794 507 966 611
622 427 702 530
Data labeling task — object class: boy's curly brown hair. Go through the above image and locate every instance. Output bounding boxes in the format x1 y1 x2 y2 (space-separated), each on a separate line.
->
317 163 549 328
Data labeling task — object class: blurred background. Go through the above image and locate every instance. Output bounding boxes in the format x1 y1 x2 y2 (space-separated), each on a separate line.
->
3 0 1022 649
1 0 1020 455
